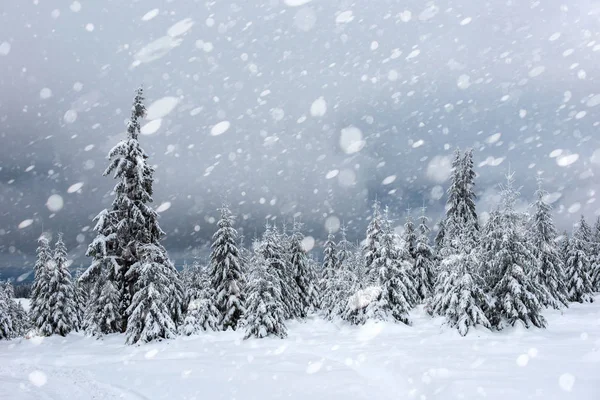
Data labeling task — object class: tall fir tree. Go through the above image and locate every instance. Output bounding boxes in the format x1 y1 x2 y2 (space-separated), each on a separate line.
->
443 149 479 254
320 231 340 316
30 235 53 335
413 209 435 302
403 211 417 260
83 87 182 340
0 282 30 339
244 243 287 339
592 218 600 291
0 284 14 340
260 224 299 319
484 172 546 329
365 213 416 324
428 235 491 336
460 149 479 234
363 200 384 282
181 260 219 335
334 226 359 312
434 218 446 253
565 219 595 303
73 269 88 331
209 205 246 330
47 234 77 336
559 231 570 269
289 221 319 317
529 181 569 309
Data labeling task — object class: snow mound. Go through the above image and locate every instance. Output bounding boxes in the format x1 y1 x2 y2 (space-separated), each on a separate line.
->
347 286 382 312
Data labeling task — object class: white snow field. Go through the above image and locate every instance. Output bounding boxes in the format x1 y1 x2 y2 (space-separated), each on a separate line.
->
1 298 599 400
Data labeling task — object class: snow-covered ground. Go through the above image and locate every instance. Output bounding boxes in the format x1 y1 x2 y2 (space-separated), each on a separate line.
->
1 297 599 400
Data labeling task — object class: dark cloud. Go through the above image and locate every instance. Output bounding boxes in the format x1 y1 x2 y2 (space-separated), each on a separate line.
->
1 0 600 276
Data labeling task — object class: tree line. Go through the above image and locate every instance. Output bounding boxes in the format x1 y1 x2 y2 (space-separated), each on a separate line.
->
2 88 599 342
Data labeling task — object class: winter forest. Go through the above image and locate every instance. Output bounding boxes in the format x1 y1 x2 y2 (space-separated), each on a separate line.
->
3 86 600 345
2 1 600 399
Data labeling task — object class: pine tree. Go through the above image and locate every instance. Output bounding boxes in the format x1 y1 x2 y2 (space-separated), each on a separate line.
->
565 220 595 303
289 222 318 318
577 215 596 288
434 218 445 252
125 244 178 344
209 205 246 330
0 282 30 339
529 181 569 309
365 213 416 324
429 249 490 336
460 149 479 235
181 297 219 335
320 232 340 316
30 235 53 335
442 149 463 253
5 282 30 338
337 225 352 266
0 284 14 340
559 231 570 269
484 173 546 329
244 245 287 339
83 87 182 340
443 148 479 254
73 269 88 331
181 261 219 335
334 226 359 312
363 200 384 282
413 209 435 302
46 234 77 336
403 211 417 259
84 270 121 336
592 218 600 291
181 261 199 308
260 225 299 319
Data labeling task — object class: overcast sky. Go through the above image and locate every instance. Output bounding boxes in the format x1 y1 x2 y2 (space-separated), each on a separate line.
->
1 0 600 278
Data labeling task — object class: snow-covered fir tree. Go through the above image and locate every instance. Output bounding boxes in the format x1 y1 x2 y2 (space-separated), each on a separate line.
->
483 172 546 329
209 204 246 330
181 296 219 335
565 218 595 303
413 209 435 302
73 270 88 331
181 258 219 335
0 282 29 340
337 225 353 267
559 231 570 270
431 250 491 336
180 260 200 308
83 88 182 340
529 181 569 309
592 218 600 291
442 149 479 254
403 210 417 259
320 231 340 316
434 218 445 253
84 270 121 336
335 226 359 304
244 244 287 339
30 234 53 335
363 200 384 281
0 284 14 340
289 221 319 318
47 234 76 336
362 212 416 325
125 244 178 344
260 224 301 319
